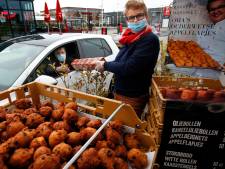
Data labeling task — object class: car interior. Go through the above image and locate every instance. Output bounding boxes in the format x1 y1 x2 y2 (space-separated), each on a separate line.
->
25 41 80 83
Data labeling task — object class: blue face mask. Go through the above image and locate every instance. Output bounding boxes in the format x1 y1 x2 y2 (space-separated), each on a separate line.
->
56 54 66 62
127 18 148 33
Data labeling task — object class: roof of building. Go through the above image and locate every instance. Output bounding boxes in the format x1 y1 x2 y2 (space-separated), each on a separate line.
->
18 33 108 47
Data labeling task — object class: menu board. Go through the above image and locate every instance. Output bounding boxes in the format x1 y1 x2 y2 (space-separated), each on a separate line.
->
156 102 225 168
169 0 213 41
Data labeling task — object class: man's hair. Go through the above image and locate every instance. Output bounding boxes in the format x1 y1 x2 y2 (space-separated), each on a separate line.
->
124 0 148 17
207 0 225 12
54 47 66 55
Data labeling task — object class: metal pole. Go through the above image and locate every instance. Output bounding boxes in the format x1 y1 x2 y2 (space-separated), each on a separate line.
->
101 0 103 26
63 103 126 169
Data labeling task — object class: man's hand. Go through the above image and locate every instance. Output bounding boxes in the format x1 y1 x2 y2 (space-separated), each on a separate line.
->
56 65 70 73
95 61 105 72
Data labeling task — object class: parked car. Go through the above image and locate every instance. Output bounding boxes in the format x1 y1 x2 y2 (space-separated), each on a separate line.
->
0 33 119 94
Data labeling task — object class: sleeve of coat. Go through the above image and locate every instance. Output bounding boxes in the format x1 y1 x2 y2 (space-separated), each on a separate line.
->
104 35 160 77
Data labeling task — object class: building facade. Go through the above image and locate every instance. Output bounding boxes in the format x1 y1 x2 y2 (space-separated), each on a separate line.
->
0 0 36 42
105 7 166 27
40 7 103 31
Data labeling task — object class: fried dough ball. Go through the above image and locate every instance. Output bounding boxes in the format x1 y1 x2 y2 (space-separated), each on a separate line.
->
0 106 6 121
39 106 52 117
33 146 51 161
80 127 102 143
11 108 24 114
53 121 71 132
41 100 54 109
77 148 100 169
8 148 33 168
61 162 76 169
65 102 77 111
73 145 82 154
66 132 81 146
115 145 127 159
96 140 108 150
25 113 44 128
5 113 25 123
55 102 65 111
0 157 7 169
30 137 47 149
23 108 38 115
32 154 60 169
13 128 36 148
51 109 64 121
114 157 129 169
14 98 32 109
62 108 79 124
127 148 148 169
86 119 102 129
76 116 90 129
95 140 115 150
36 122 53 139
0 138 15 154
0 131 8 142
52 143 72 161
124 133 141 149
98 148 115 169
6 121 25 137
109 120 123 133
0 121 7 132
48 130 67 147
106 127 123 145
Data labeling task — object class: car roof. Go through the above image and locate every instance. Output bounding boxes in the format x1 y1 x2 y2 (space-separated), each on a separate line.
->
18 33 109 47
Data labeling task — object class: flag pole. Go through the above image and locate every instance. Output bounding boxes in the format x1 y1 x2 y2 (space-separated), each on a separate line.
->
59 22 62 34
47 22 50 34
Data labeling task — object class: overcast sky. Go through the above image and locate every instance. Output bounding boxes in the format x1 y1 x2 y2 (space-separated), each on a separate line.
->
33 0 173 13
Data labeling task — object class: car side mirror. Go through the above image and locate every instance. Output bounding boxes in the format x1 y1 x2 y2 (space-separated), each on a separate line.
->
35 75 58 85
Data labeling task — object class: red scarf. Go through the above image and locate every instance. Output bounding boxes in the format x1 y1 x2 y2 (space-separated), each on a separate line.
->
119 26 152 45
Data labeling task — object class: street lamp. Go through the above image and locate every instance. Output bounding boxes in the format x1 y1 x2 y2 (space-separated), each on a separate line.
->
101 0 104 26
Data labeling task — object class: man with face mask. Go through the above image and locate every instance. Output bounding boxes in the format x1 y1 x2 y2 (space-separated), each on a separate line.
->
54 47 70 73
95 0 160 118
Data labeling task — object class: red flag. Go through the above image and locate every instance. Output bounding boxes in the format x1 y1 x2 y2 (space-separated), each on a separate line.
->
56 0 62 23
44 2 50 23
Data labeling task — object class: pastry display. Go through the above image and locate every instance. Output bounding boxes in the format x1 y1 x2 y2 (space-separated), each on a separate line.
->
168 40 220 69
160 86 224 102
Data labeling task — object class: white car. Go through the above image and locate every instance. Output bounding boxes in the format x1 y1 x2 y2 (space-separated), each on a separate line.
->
0 33 119 94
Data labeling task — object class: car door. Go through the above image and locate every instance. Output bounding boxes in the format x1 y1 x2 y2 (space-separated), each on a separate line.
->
25 41 80 89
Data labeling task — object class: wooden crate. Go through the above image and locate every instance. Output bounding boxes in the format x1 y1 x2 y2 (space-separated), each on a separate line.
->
148 76 223 145
0 82 158 152
150 76 223 124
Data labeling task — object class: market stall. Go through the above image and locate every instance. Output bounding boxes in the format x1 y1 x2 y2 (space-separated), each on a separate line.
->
149 0 225 168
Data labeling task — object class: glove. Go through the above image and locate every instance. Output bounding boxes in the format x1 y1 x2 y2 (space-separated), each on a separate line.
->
95 61 105 72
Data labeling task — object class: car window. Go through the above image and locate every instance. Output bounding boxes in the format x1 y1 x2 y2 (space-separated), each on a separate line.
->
0 43 45 91
78 38 112 58
100 39 113 56
25 42 79 83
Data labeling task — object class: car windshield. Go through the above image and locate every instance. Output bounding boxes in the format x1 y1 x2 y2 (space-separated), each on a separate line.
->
0 43 45 91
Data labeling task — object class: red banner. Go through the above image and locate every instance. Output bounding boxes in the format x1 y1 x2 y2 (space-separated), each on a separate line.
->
44 2 50 23
56 0 62 23
163 6 170 16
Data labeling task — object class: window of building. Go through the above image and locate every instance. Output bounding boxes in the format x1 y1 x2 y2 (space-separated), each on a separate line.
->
21 1 33 11
0 0 7 9
8 0 20 10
